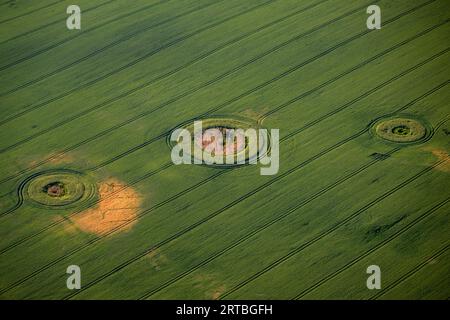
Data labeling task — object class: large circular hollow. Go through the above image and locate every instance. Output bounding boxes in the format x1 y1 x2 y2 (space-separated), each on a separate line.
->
169 116 270 168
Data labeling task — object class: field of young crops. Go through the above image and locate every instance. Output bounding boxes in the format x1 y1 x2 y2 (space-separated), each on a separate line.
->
0 0 448 299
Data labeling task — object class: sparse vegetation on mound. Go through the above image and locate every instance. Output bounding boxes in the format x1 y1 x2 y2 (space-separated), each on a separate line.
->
170 116 269 167
25 170 96 208
374 117 427 143
1 0 448 300
43 181 66 197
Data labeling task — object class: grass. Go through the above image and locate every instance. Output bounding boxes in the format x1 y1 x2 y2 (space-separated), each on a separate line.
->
25 170 96 208
0 0 449 299
374 117 427 143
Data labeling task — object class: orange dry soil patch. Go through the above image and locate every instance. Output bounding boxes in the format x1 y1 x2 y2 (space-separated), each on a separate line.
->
71 179 142 236
431 149 450 172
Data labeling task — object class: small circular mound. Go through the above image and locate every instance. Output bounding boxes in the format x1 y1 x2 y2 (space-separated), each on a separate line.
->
373 117 428 143
25 170 96 208
169 116 270 167
44 182 66 197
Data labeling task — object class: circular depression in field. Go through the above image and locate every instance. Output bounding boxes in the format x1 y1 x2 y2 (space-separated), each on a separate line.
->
25 170 96 208
372 116 430 144
169 116 270 167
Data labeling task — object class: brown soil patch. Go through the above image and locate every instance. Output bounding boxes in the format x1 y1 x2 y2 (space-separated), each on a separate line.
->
71 179 142 236
431 149 450 173
195 127 246 156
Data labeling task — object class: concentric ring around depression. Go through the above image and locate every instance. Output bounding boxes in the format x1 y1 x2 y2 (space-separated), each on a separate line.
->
168 116 270 168
25 169 97 209
371 115 431 144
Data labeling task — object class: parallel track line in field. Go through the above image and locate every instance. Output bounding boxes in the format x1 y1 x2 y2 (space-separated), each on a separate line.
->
0 0 374 182
0 0 360 148
0 163 174 218
0 0 117 45
0 0 434 188
0 0 272 130
0 0 67 25
0 0 172 57
292 197 450 299
370 243 450 300
61 140 393 299
0 0 330 99
218 158 447 299
0 32 445 234
133 148 400 299
0 40 446 260
1 33 444 222
0 77 444 296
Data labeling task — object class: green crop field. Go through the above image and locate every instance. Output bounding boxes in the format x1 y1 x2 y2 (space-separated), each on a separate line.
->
0 0 448 300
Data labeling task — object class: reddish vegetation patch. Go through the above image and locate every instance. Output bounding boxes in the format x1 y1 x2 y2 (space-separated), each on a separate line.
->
71 179 142 236
45 183 65 197
195 127 246 156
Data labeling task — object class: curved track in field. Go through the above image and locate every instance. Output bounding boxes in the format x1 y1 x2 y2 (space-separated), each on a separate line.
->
0 168 92 217
0 54 446 269
0 4 443 190
2 0 425 158
0 1 448 299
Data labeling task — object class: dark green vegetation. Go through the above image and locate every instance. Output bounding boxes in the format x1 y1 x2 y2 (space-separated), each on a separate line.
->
0 0 449 299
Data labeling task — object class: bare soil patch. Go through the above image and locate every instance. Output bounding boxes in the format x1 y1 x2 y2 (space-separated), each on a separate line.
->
431 149 450 173
71 179 142 235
